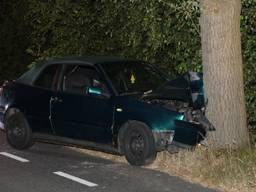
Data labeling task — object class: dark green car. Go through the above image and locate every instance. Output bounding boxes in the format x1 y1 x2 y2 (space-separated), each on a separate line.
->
0 56 214 166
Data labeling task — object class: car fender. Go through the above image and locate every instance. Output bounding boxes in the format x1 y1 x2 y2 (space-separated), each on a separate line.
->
113 97 183 151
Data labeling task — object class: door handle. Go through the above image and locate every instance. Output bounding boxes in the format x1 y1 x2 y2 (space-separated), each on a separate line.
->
50 97 63 103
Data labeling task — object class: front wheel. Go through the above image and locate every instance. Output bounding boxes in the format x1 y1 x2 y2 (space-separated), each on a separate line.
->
123 122 156 166
5 111 34 150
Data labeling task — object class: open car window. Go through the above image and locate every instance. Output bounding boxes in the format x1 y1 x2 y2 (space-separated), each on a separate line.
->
62 65 109 96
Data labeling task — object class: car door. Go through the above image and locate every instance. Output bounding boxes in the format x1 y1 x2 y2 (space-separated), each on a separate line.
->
26 64 61 134
50 64 114 144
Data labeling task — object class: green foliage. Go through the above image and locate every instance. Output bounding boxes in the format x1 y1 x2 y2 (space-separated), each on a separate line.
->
241 0 256 142
0 0 32 83
0 0 256 142
24 0 201 75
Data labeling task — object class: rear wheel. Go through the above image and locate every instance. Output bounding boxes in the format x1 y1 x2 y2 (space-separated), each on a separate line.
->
122 122 156 166
5 111 34 150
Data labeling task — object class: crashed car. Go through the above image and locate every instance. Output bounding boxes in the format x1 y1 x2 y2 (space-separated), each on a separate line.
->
0 56 214 166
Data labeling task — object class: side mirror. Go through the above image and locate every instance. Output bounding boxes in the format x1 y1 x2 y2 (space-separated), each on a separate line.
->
87 87 102 95
87 87 111 99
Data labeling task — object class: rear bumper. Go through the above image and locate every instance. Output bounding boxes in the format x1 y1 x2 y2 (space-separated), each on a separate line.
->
0 107 5 130
0 122 4 130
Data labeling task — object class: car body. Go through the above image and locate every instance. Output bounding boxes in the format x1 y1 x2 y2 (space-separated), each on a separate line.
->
0 56 214 165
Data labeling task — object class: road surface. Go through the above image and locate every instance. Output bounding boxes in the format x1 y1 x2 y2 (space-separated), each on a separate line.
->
0 131 219 192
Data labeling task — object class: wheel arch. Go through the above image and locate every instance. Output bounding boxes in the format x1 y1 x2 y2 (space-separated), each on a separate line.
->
5 107 34 150
4 106 24 124
117 120 155 155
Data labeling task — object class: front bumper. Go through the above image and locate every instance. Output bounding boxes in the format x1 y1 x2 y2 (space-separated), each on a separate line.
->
152 120 207 152
173 120 206 146
152 130 174 151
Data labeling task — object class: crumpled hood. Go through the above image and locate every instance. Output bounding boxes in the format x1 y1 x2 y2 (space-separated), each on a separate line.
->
144 72 206 110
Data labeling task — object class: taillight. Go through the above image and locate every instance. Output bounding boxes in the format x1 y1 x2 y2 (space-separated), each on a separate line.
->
3 80 9 87
0 84 3 96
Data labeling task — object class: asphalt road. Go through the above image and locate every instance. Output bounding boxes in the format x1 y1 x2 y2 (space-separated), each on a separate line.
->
0 131 219 192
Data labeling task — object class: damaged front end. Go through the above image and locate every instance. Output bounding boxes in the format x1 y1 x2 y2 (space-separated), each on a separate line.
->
143 72 215 152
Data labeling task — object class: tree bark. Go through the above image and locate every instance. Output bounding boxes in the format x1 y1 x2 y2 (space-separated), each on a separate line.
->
200 0 249 148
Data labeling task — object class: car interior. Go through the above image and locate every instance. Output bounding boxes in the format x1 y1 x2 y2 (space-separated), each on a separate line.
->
62 65 109 96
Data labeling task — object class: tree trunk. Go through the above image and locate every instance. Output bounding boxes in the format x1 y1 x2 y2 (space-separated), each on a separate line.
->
200 0 249 148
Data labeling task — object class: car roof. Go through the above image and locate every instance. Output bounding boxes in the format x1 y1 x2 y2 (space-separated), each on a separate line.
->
17 56 141 85
36 56 140 67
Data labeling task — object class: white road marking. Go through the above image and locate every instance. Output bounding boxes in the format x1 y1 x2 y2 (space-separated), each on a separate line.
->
53 171 98 187
0 152 30 162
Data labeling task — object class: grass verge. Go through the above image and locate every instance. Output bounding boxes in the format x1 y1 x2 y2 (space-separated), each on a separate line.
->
150 147 256 192
71 146 256 192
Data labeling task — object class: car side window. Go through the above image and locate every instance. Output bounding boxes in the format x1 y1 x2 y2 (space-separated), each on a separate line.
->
62 65 109 97
34 65 59 90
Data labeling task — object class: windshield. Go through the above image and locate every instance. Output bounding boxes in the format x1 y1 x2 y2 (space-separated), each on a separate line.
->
101 62 168 95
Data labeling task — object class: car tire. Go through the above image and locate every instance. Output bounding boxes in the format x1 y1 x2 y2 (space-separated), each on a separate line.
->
122 122 156 166
5 111 34 150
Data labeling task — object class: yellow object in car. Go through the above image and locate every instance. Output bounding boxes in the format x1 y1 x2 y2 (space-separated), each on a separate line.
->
130 74 136 84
